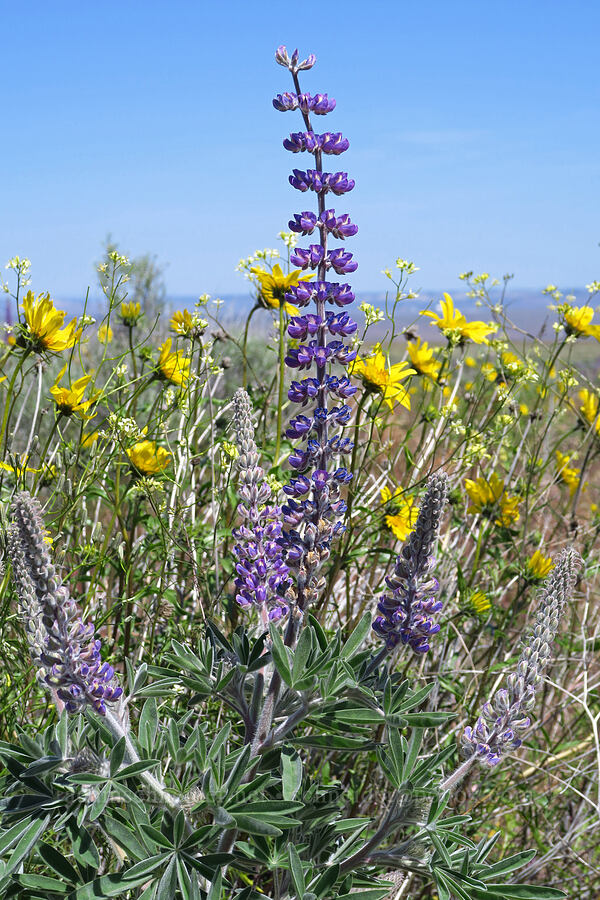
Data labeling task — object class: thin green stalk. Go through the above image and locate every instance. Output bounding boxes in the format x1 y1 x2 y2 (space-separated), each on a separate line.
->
274 302 286 465
0 349 30 455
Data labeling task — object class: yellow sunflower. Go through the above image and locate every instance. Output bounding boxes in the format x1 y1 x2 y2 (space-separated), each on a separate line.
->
555 450 585 497
50 365 100 419
380 485 417 541
579 389 600 433
120 301 142 326
560 305 600 340
157 339 191 387
465 472 520 527
420 293 497 345
21 291 82 353
406 338 441 379
526 550 554 580
127 440 171 476
250 263 312 315
351 348 415 410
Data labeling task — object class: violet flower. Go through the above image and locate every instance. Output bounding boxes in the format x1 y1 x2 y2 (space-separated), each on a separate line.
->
273 45 359 611
373 473 448 654
461 546 580 766
231 388 290 622
7 491 122 715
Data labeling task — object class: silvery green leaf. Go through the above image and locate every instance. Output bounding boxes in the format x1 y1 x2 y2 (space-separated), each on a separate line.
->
139 697 158 752
340 612 371 659
281 747 302 801
288 842 305 895
109 736 126 777
269 623 293 686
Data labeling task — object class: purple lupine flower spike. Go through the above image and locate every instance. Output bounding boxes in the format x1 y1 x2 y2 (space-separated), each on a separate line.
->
232 389 290 622
461 547 581 767
8 491 122 715
272 48 360 612
373 473 448 654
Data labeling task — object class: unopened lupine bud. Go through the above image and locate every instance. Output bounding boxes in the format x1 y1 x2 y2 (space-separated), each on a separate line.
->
8 492 122 715
372 472 448 654
461 546 581 766
231 389 290 621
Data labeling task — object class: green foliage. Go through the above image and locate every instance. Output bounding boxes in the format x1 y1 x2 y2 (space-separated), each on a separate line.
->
0 248 598 896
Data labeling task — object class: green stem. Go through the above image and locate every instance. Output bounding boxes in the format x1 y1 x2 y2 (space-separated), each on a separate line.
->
0 350 29 455
274 303 286 465
32 415 62 490
242 304 259 390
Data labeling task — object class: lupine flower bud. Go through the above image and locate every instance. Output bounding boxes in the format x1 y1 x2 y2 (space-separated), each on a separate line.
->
373 473 448 653
231 389 290 621
461 546 581 767
275 46 316 73
7 492 122 715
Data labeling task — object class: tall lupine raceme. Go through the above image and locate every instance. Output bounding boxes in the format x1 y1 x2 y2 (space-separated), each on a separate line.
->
274 45 358 612
373 472 447 654
232 389 290 622
7 492 122 715
461 546 580 767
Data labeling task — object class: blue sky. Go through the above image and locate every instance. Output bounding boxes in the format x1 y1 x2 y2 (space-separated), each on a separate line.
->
2 0 599 302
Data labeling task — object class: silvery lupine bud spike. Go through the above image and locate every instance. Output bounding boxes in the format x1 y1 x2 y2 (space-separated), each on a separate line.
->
232 389 290 622
373 472 448 654
461 546 581 767
7 491 122 715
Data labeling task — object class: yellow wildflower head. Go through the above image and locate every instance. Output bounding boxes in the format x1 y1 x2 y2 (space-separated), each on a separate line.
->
351 347 415 410
98 323 113 343
120 301 142 326
420 293 497 345
81 431 99 448
126 440 171 476
526 550 554 580
555 450 585 497
21 291 82 353
157 339 191 387
249 263 312 315
465 472 521 527
170 308 208 339
380 485 417 541
406 338 441 379
470 589 491 616
560 304 600 341
50 364 99 419
578 388 600 433
0 455 40 477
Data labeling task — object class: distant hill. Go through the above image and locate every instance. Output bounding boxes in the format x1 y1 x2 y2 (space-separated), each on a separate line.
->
45 288 593 341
